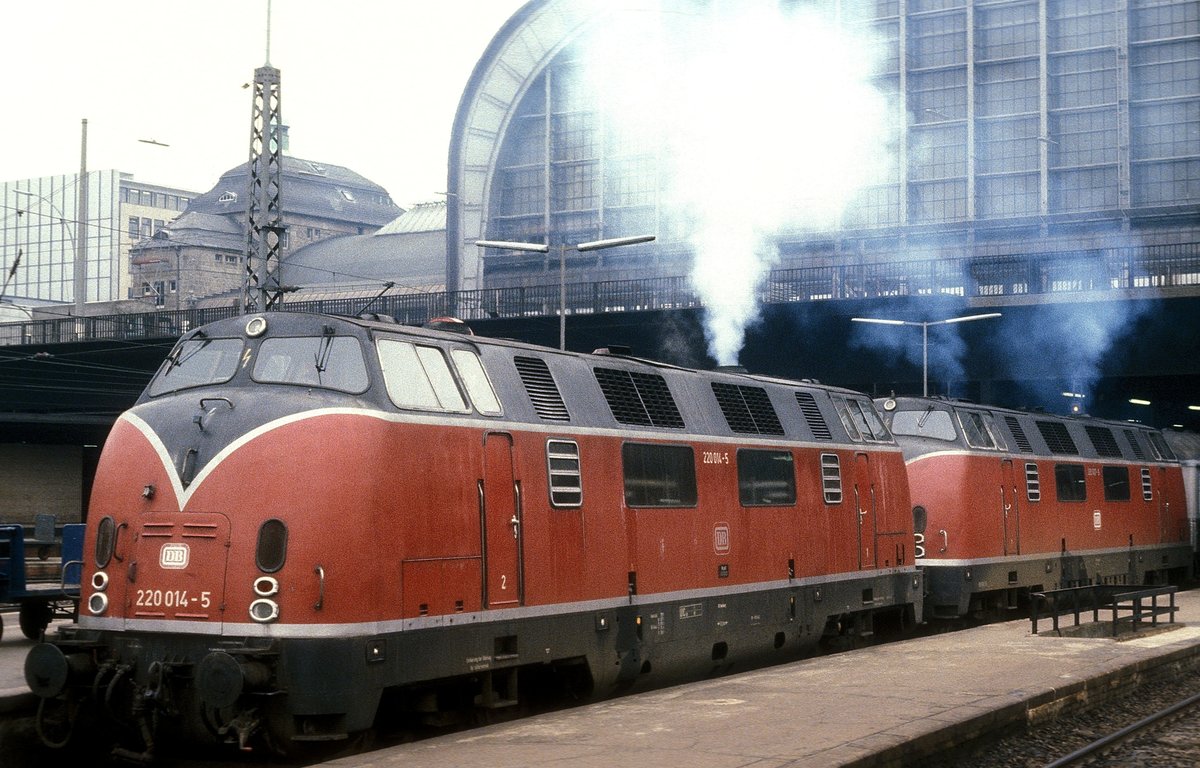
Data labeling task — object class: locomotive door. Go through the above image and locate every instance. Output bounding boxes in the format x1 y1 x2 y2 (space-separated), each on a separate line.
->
853 453 878 569
1000 459 1021 555
482 432 524 608
1156 466 1170 543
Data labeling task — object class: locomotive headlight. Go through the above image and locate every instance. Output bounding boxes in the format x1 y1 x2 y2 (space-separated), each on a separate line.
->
91 571 109 591
249 598 280 623
245 315 268 337
88 592 109 615
253 576 279 597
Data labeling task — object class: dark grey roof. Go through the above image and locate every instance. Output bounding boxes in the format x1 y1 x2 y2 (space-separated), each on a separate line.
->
131 210 244 252
186 155 402 226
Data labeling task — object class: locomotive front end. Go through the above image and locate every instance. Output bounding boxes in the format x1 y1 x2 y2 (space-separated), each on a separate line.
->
25 312 389 758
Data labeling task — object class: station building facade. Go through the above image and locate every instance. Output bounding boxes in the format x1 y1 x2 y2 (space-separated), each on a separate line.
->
447 0 1199 294
127 156 401 310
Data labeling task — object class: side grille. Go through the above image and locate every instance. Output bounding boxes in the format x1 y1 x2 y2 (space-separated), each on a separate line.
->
1123 429 1148 461
1084 425 1123 458
712 383 784 435
594 367 684 428
794 391 833 440
1004 415 1034 453
1036 420 1077 455
514 356 569 421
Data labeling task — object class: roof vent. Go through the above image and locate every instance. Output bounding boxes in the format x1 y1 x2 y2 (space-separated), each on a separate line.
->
593 345 632 356
714 365 748 374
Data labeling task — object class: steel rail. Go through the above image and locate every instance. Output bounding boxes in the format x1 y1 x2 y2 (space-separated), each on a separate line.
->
1043 690 1200 767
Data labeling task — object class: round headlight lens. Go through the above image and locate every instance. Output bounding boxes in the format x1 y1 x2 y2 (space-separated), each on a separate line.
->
249 598 279 623
88 592 109 615
253 576 279 597
245 316 268 337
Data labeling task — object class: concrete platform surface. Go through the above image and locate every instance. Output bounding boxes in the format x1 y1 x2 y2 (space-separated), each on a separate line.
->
320 590 1200 768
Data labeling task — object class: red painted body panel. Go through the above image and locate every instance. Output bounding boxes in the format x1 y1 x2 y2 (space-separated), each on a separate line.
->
907 452 1190 562
82 411 914 632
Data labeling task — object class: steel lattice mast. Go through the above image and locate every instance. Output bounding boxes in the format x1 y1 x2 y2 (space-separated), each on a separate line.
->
242 1 285 314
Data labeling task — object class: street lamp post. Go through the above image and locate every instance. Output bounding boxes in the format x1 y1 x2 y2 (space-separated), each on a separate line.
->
851 312 1002 396
76 118 88 317
13 188 77 303
476 234 655 350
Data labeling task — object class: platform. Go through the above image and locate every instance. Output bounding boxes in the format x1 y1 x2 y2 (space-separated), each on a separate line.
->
318 589 1200 768
2 595 1199 765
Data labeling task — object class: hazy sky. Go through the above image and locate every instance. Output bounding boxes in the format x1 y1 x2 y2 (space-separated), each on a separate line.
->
2 0 527 207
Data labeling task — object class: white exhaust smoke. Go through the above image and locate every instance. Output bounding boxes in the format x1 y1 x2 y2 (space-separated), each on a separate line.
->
574 0 895 365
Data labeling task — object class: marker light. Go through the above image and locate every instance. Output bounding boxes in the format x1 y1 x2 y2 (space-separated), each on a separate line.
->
249 598 280 623
88 592 109 615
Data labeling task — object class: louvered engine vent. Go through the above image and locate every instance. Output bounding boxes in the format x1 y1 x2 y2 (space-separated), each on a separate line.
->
1036 420 1077 455
594 367 684 428
794 391 833 440
514 356 569 421
712 382 784 435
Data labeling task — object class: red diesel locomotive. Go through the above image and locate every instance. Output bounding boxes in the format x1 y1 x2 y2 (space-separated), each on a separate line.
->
25 311 922 758
876 395 1191 619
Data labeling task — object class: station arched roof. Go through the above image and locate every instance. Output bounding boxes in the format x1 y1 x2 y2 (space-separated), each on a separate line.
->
446 0 665 293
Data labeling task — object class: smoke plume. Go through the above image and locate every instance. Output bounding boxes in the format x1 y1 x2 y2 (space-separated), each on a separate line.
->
575 1 894 366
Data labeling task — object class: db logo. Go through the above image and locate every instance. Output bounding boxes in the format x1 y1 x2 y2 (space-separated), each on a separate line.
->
159 543 190 569
713 523 731 555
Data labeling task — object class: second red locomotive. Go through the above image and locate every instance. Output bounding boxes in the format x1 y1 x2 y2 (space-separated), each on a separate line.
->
877 395 1191 619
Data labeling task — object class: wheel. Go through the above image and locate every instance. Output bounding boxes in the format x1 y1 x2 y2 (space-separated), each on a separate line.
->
20 600 53 640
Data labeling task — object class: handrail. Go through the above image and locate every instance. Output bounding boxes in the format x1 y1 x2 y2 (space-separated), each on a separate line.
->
1030 584 1178 636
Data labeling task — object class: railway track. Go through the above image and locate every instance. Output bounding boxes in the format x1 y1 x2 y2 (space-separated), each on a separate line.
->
1044 690 1200 767
939 656 1200 768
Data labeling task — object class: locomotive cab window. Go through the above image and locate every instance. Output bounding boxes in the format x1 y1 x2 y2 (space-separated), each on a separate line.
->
148 336 243 396
737 449 796 506
890 407 956 441
834 396 892 442
1101 466 1131 502
377 339 468 412
1055 464 1087 502
622 443 697 507
1146 432 1176 461
957 409 1006 450
252 335 369 393
450 349 502 415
